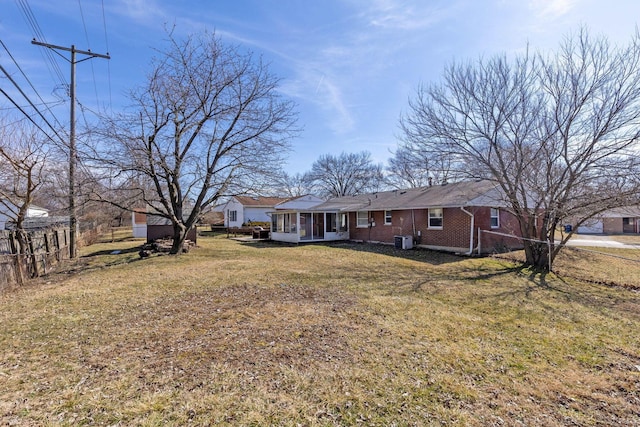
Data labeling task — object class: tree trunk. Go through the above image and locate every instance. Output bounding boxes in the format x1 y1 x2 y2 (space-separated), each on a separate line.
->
170 222 188 255
523 240 550 270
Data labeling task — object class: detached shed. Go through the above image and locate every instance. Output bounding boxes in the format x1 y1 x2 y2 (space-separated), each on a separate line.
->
146 214 197 243
132 209 147 238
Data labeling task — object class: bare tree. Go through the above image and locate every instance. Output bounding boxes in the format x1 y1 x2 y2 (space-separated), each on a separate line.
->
400 28 640 270
385 145 453 189
0 121 50 279
306 151 384 197
269 171 311 198
91 30 297 254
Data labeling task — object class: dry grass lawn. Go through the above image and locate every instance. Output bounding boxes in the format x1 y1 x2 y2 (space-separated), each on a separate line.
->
1 234 639 426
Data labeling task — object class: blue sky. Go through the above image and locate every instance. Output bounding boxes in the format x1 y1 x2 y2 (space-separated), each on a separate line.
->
2 0 640 174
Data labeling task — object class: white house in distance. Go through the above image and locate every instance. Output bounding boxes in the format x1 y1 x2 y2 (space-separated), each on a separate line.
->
222 196 292 228
0 202 49 230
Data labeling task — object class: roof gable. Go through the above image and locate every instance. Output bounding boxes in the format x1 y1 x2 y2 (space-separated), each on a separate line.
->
274 195 324 210
233 196 292 208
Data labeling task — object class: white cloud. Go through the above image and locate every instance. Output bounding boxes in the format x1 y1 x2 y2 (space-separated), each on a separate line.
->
528 0 576 20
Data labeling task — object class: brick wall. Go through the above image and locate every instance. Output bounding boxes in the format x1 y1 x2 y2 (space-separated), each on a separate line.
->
350 208 473 250
603 217 623 234
477 209 525 253
350 207 524 253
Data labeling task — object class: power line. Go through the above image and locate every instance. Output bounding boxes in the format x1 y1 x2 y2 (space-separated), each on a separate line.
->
0 61 66 146
101 0 113 112
0 39 67 136
0 87 60 146
0 99 65 112
77 0 101 111
14 0 67 87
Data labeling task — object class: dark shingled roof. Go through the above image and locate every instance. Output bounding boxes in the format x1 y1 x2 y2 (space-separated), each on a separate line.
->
309 180 506 212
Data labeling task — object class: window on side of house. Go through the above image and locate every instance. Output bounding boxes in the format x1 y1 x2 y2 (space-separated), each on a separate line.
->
428 208 443 229
339 213 348 232
289 213 297 233
326 212 337 233
229 210 237 222
357 211 369 228
384 210 392 225
490 208 500 228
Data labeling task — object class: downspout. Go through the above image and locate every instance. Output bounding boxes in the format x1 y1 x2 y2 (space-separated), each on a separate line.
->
460 206 474 255
411 209 416 242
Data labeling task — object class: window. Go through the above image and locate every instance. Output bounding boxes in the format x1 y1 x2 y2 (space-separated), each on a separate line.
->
272 213 296 233
326 213 337 232
357 211 369 228
339 213 348 232
289 213 297 233
428 208 443 228
228 210 237 222
384 210 392 225
490 208 500 228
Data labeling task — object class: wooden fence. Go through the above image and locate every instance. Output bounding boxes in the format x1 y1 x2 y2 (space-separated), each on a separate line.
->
0 226 70 291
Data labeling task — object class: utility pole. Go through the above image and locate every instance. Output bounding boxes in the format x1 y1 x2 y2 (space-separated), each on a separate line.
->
31 40 109 258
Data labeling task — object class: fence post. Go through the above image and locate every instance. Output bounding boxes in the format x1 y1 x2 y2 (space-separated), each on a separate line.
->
27 233 39 278
9 232 24 286
477 228 482 255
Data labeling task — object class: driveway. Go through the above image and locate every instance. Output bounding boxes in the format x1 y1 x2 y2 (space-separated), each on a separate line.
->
564 234 640 249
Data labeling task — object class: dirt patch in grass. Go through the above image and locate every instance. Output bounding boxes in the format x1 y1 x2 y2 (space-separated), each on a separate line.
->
107 283 360 376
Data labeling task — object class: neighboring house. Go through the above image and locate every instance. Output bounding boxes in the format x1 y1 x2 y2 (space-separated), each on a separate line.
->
269 180 525 254
576 207 640 234
222 196 292 228
0 203 49 230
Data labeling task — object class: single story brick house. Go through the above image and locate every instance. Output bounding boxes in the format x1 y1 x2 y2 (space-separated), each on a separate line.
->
269 180 525 254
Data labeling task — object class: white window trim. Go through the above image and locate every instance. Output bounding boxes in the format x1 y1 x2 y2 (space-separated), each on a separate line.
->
428 208 443 229
356 211 369 228
384 210 392 225
490 208 500 229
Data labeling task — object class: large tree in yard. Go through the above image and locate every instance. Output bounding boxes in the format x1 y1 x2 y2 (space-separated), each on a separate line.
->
93 31 297 254
400 28 640 270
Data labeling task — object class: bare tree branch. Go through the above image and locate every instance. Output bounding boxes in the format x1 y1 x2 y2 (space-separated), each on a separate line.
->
400 28 640 270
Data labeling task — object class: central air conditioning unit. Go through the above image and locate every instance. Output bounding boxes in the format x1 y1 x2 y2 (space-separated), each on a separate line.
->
394 235 413 250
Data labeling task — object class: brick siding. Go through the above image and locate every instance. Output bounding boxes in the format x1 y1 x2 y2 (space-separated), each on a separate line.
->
349 207 524 253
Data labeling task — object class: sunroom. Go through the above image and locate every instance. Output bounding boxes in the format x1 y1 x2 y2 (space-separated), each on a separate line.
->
270 210 349 243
